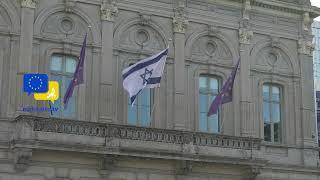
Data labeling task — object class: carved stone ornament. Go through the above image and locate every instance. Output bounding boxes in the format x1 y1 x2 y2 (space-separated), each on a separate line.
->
298 38 315 56
239 28 253 44
21 0 37 8
100 155 117 170
246 166 261 180
242 0 251 20
139 13 152 26
28 115 262 150
208 25 220 36
176 160 192 175
303 12 311 32
13 148 32 172
271 37 280 48
64 0 76 13
173 2 188 33
101 0 119 21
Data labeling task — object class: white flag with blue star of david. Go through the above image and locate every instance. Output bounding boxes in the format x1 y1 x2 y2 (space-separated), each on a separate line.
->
122 48 169 105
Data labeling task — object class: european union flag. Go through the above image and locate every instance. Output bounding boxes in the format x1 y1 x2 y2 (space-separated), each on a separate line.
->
23 74 48 96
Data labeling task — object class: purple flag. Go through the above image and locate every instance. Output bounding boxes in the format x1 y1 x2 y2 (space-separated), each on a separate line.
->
63 34 87 108
207 58 240 117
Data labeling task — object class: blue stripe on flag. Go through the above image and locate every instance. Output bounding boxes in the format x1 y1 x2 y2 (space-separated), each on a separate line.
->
130 89 143 105
122 49 168 80
147 77 161 84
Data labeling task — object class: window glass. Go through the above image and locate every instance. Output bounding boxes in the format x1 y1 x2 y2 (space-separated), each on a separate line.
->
127 89 153 127
51 56 62 72
66 58 77 73
199 76 220 133
50 54 77 119
263 84 282 143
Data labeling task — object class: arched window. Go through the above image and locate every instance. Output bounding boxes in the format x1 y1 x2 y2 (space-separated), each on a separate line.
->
263 84 282 143
199 75 220 133
50 54 77 119
127 89 153 127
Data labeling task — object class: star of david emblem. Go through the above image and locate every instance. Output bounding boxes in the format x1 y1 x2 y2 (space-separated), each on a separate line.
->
140 68 153 85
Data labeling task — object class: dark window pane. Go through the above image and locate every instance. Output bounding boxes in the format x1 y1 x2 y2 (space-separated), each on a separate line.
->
274 122 281 143
264 122 271 142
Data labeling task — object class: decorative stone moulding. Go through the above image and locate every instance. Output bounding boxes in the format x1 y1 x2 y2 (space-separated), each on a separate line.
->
101 0 118 22
298 38 315 56
13 148 32 172
139 13 152 26
15 115 262 150
21 0 37 8
173 2 188 33
135 29 150 45
239 28 253 44
59 17 75 35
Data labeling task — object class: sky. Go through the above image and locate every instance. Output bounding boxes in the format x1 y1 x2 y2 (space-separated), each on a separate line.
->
311 0 320 21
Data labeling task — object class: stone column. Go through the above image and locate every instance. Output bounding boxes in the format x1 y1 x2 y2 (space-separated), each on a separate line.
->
99 0 118 123
298 35 316 147
173 1 188 130
239 0 254 137
16 0 37 114
298 11 318 167
19 0 37 73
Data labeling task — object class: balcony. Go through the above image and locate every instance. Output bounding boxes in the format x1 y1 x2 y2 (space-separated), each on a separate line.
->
12 115 266 168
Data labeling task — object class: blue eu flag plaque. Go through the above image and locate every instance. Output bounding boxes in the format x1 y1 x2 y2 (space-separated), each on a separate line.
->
23 74 49 96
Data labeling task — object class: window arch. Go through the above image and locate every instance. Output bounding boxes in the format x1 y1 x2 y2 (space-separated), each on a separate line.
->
198 75 221 133
263 83 282 143
50 54 77 119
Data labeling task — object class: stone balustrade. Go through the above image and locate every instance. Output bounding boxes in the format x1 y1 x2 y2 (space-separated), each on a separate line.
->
15 115 261 151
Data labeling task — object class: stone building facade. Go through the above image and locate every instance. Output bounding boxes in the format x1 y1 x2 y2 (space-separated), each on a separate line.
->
0 0 320 179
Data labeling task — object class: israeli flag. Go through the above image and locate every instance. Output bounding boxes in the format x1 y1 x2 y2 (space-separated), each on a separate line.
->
122 48 169 105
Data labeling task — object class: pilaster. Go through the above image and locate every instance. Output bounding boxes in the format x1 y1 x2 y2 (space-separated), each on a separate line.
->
99 0 118 123
16 0 37 116
173 0 188 130
239 0 254 137
298 12 316 148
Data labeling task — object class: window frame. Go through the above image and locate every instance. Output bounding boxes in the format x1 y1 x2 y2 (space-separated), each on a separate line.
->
198 74 221 134
262 83 283 143
49 53 78 119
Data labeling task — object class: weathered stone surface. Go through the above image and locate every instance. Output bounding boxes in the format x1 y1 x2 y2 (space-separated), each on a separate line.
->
0 0 319 179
